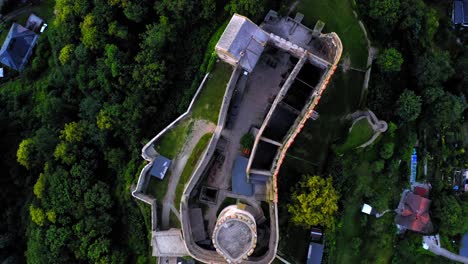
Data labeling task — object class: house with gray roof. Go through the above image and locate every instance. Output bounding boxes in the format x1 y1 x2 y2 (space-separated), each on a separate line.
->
215 14 269 72
0 23 38 71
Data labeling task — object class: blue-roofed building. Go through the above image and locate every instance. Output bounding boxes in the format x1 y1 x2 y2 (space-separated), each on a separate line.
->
0 23 38 71
306 242 324 264
150 155 171 180
232 156 254 196
453 0 468 27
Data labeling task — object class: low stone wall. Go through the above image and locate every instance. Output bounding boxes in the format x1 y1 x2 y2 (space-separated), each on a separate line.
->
132 68 219 236
141 73 210 161
349 110 388 148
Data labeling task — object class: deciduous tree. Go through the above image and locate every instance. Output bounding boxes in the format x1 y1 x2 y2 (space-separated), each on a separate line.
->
396 89 422 122
288 175 339 228
369 0 400 27
416 50 454 87
377 48 403 72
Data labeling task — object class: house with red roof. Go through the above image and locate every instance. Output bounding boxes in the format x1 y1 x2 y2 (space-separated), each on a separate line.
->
395 191 433 234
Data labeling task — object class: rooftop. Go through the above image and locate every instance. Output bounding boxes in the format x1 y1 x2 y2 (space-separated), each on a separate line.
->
215 14 269 72
395 192 433 234
150 155 171 180
213 205 257 263
453 0 468 26
306 242 324 264
0 23 38 71
231 155 254 196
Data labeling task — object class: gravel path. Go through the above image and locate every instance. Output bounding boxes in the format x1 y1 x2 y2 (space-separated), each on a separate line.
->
161 119 215 229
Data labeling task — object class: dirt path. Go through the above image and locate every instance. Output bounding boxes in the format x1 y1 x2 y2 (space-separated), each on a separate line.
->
161 119 216 229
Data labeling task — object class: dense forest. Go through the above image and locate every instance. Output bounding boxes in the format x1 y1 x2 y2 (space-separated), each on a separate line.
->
0 0 285 263
336 0 468 262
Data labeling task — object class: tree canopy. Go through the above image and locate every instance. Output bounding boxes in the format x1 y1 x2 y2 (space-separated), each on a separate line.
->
288 175 339 228
377 48 403 72
396 89 422 122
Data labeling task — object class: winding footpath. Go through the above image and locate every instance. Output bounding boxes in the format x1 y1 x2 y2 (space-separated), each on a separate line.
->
161 120 215 229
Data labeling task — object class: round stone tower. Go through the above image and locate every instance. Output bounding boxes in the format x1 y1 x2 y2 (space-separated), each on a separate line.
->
212 205 257 263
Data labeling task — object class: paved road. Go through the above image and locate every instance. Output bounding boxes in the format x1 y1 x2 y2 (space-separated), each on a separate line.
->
424 236 468 263
161 120 215 229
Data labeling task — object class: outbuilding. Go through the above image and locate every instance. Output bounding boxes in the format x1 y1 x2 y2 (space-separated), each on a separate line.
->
150 155 171 180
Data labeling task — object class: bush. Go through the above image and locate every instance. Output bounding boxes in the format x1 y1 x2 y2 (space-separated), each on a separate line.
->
377 48 403 72
240 133 254 149
380 142 395 159
372 160 385 172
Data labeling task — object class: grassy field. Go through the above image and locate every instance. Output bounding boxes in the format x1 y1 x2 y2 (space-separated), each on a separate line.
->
146 171 170 202
192 62 232 124
297 0 368 69
169 211 181 228
155 119 193 159
335 118 374 153
154 61 230 160
174 133 213 206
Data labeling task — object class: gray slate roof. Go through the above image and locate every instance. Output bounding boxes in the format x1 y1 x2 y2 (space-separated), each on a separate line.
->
150 155 171 180
0 23 38 71
216 14 269 72
189 208 207 242
453 0 468 25
232 155 254 196
307 242 324 264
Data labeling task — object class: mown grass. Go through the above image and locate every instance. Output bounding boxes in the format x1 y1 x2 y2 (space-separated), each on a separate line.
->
146 171 171 202
153 61 231 177
192 62 232 124
297 0 368 69
169 211 181 228
174 133 213 206
155 119 192 159
335 118 374 153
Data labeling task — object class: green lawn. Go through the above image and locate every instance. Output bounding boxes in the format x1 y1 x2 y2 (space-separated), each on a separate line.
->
335 118 374 153
169 211 181 228
174 133 213 206
297 0 368 69
146 172 170 202
192 62 232 124
155 119 192 159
